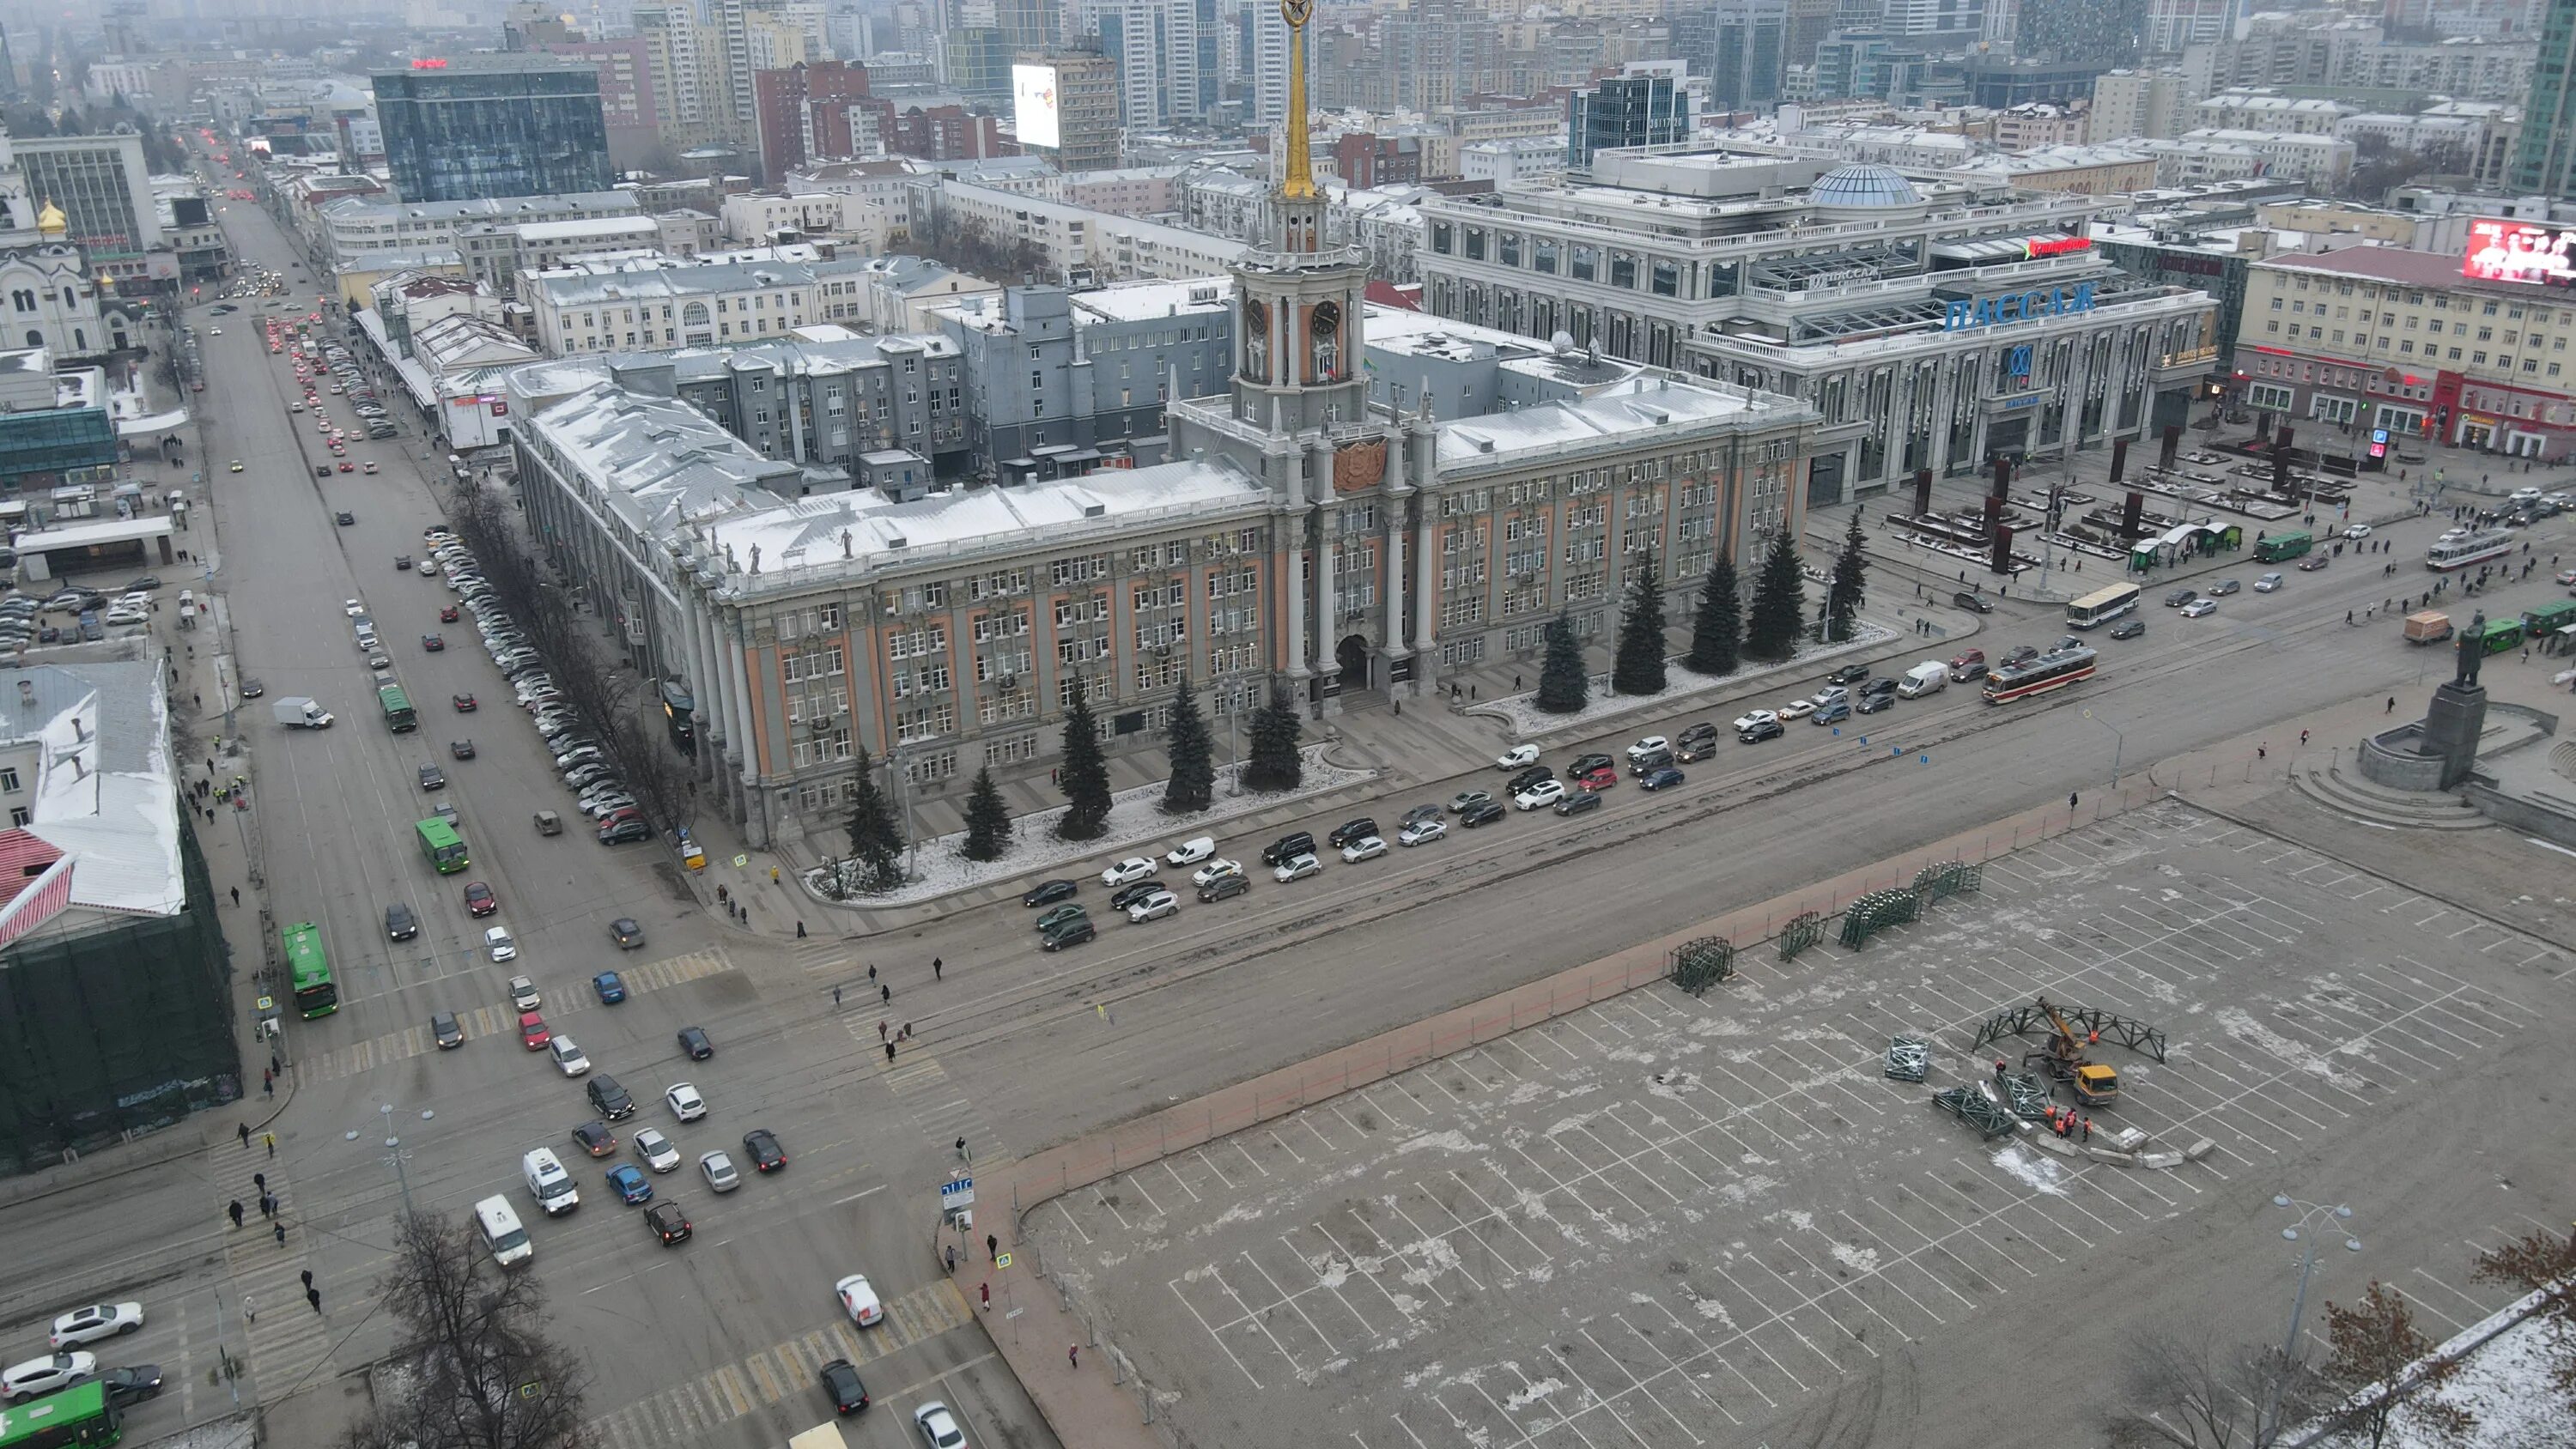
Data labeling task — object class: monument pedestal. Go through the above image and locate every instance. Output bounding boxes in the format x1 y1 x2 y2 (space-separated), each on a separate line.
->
2423 682 2487 789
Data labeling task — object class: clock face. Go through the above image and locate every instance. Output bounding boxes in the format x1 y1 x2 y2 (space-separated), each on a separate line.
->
1279 0 1311 25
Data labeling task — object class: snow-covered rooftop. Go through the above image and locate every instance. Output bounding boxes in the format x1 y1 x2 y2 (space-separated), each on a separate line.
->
0 662 185 919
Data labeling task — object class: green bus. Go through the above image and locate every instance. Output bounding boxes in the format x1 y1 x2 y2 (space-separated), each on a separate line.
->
283 920 336 1018
2252 530 2313 563
2471 616 2525 655
415 818 469 874
0 1379 121 1447
378 683 417 732
2522 599 2576 638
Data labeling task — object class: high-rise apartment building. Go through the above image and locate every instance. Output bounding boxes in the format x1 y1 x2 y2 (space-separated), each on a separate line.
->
10 130 157 264
1567 62 1697 168
2512 0 2576 199
1880 0 1986 41
1017 50 1124 171
1248 0 1290 125
538 36 664 170
1094 0 1203 129
1675 0 1789 114
752 58 872 179
374 56 615 203
635 5 715 144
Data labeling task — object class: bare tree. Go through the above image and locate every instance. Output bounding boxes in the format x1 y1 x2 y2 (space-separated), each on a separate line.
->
2103 1330 2318 1449
2312 1282 2473 1449
343 1213 590 1449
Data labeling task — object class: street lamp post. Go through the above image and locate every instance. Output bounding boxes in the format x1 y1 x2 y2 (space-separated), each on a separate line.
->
2265 1192 2361 1436
2081 707 2127 789
347 1103 434 1218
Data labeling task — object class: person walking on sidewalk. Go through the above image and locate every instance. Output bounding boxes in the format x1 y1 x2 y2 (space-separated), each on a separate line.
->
230 886 240 906
987 1232 999 1261
879 983 890 1005
228 1199 244 1228
933 956 943 981
1069 1344 1080 1369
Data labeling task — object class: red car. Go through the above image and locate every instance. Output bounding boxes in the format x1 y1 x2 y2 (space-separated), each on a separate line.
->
1576 765 1619 791
452 693 477 711
439 605 459 622
337 461 354 473
421 633 445 651
464 881 497 916
519 1010 550 1049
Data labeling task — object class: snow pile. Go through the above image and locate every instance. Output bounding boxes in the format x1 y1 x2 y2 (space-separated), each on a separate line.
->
808 743 1374 906
1478 623 1896 738
2342 1313 2576 1449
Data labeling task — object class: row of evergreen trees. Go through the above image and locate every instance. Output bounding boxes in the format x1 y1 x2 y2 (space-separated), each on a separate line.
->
845 514 1874 884
843 674 1311 886
1535 513 1870 714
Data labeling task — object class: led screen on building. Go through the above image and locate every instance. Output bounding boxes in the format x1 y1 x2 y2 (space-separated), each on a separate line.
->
1012 64 1060 150
2462 219 2576 288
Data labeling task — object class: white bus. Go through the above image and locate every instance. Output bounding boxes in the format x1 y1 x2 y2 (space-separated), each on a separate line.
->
2065 582 2142 629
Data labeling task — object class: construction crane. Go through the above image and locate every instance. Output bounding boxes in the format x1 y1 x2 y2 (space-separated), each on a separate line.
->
2024 997 2121 1107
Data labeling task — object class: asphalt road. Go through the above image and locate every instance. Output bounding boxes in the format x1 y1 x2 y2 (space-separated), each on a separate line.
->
4 150 2570 1449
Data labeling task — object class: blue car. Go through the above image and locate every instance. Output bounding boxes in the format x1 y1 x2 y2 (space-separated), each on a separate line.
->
1639 766 1686 791
606 1163 653 1204
592 970 626 1004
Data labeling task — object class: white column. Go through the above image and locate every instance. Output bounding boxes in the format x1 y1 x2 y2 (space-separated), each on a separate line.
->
726 609 756 790
683 591 719 785
1283 446 1310 682
1381 424 1409 673
1413 431 1437 686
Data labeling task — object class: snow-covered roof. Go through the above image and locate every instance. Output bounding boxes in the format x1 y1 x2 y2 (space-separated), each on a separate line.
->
0 662 185 919
1435 376 1797 470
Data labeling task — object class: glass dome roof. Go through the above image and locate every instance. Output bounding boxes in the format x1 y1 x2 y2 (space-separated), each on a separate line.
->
1808 163 1923 209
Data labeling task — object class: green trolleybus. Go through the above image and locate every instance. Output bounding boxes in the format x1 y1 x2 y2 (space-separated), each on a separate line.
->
2252 530 2312 563
378 683 416 732
415 818 469 874
0 1379 121 1448
283 920 336 1018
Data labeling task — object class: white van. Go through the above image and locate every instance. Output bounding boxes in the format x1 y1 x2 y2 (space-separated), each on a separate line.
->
475 1194 533 1265
1897 661 1948 699
521 1148 579 1216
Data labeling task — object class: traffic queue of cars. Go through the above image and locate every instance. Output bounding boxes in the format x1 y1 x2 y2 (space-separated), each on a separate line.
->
2 1298 161 1412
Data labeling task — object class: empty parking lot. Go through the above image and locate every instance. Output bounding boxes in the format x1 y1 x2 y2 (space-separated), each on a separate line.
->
1031 799 2572 1449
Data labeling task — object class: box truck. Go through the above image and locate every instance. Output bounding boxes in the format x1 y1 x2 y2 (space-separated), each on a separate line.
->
271 696 334 728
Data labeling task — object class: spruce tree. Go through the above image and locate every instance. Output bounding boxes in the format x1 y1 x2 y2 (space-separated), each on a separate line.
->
842 749 907 892
1611 549 1667 695
1054 676 1113 840
1535 609 1589 713
1685 555 1741 676
1743 531 1808 662
1825 509 1868 644
1162 674 1214 813
959 765 1012 862
1243 684 1303 792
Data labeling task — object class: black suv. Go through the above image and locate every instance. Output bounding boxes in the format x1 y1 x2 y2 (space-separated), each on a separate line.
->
1826 662 1872 686
1327 818 1378 849
1506 766 1554 794
1953 591 1995 614
587 1075 635 1120
1459 800 1507 828
1552 790 1605 818
1042 917 1097 950
1261 831 1316 864
1674 725 1721 761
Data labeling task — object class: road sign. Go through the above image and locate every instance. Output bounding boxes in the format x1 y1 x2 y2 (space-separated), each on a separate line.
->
732 853 749 868
996 1252 1012 1269
940 1177 975 1207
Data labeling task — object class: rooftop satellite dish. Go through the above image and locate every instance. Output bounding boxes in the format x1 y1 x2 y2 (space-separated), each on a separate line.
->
1550 330 1575 355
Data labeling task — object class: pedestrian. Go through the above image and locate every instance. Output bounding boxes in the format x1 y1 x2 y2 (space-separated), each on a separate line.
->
901 1022 913 1040
2300 728 2310 746
1070 1344 1080 1369
262 1066 272 1091
265 1133 276 1157
988 1232 999 1261
979 1282 990 1310
301 1270 313 1290
797 920 806 937
933 956 943 980
2081 1117 2093 1143
229 1199 245 1228
2069 790 2079 810
2257 743 2267 759
1993 1058 2007 1079
2347 609 2353 623
263 1075 273 1099
884 1041 896 1064
307 1286 321 1313
957 1137 969 1161
878 1019 888 1041
255 1172 266 1192
269 1052 280 1076
2387 697 2397 714
258 1194 271 1219
880 983 890 1005
244 1296 256 1325
770 865 780 884
239 1121 251 1149
946 1244 957 1272
231 886 240 906
868 963 878 984
1470 685 1477 700
273 1221 286 1246
193 691 201 707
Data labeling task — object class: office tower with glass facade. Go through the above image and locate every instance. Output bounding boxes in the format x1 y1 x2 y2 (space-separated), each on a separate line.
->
2514 0 2576 200
374 57 616 204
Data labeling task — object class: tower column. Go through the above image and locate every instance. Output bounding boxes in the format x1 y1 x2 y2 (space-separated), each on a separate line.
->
1284 446 1311 684
1381 421 1410 685
1413 445 1439 694
1310 435 1339 712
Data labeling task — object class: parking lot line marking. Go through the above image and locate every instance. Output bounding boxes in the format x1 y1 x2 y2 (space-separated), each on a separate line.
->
1836 1209 1977 1312
1598 1105 1716 1193
1280 1231 1382 1337
1719 1256 1863 1367
1156 1158 1202 1204
1238 1246 1345 1357
1200 1260 1304 1378
1119 1169 1168 1218
1295 1112 1340 1153
1610 1313 1744 1425
1266 1128 1308 1165
1765 1238 1907 1346
1346 1210 1454 1309
2403 1267 2488 1331
1412 1179 1528 1278
1449 1170 1556 1266
1193 1147 1239 1193
1573 1122 1686 1203
1308 1217 1424 1319
1386 1410 1436 1449
1414 1064 1468 1104
1556 1336 1686 1446
1233 1138 1274 1178
1165 1270 1266 1389
1522 1132 1652 1223
1048 1197 1095 1246
1356 1083 1419 1131
1087 1181 1133 1232
1390 1198 1489 1292
1873 1191 2039 1276
1950 1158 2096 1249
1327 1102 1376 1142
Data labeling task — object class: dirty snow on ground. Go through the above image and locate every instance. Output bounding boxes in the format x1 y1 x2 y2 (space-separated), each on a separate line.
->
808 743 1373 904
2366 1313 2576 1449
1477 623 1897 740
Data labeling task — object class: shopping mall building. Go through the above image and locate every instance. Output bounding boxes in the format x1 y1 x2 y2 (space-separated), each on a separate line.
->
1414 148 2224 505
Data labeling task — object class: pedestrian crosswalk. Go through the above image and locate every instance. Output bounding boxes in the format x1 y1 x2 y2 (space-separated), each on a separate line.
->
209 1144 335 1402
586 1280 975 1449
299 947 738 1082
791 936 848 979
845 1016 1009 1179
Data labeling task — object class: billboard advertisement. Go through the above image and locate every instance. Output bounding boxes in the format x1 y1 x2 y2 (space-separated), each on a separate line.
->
2462 219 2576 288
1012 64 1060 150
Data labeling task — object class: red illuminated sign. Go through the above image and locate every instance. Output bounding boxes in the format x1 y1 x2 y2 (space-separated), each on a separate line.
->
2021 235 2093 259
2463 219 2576 287
410 58 450 69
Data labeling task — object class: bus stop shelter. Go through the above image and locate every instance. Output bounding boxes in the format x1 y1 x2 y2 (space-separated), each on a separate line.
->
15 515 175 581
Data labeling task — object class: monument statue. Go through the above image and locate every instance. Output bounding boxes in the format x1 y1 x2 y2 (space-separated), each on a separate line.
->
2454 610 2485 689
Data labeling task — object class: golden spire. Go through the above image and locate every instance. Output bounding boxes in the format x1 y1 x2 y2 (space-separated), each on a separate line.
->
1279 0 1315 201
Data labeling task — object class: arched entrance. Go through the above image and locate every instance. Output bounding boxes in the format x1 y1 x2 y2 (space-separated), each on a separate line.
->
1334 634 1373 695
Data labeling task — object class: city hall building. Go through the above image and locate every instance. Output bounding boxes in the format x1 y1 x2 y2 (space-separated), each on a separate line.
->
1414 149 2224 505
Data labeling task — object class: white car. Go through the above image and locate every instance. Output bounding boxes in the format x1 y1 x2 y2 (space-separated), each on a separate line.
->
102 607 146 627
343 599 366 617
3 1351 96 1403
1730 709 1777 732
1625 736 1669 761
835 1272 885 1326
2180 598 2217 617
1340 834 1388 862
1125 889 1180 923
1777 698 1818 720
1190 858 1242 888
1273 852 1323 882
1494 743 1540 770
484 925 517 961
665 1082 708 1121
48 1303 143 1349
2509 486 2543 505
699 1150 740 1192
1397 818 1447 846
1099 857 1158 888
2254 572 2285 592
1513 779 1567 811
548 1036 591 1077
914 1402 967 1449
2343 524 2372 540
1164 836 1216 866
632 1127 681 1173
